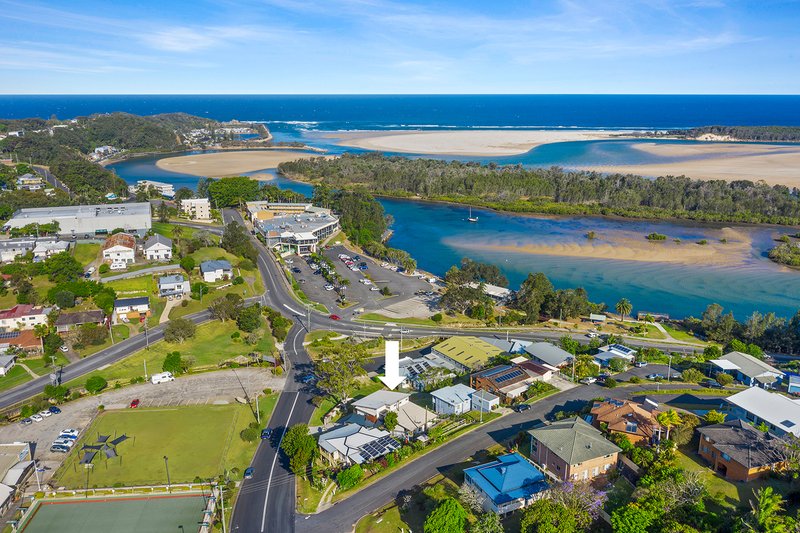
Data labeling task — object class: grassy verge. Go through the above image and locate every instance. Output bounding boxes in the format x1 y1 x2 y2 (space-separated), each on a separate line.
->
74 324 131 358
662 323 707 344
0 365 34 393
357 312 483 327
53 400 277 488
297 476 333 514
73 243 100 266
633 387 736 396
65 321 275 388
189 246 239 264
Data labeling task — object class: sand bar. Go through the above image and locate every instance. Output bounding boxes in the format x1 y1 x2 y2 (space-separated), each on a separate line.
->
578 142 800 187
333 129 635 156
448 227 753 267
155 150 325 177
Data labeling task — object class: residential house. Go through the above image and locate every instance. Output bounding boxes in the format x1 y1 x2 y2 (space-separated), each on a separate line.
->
143 234 172 261
471 365 531 403
200 260 233 283
397 353 458 390
351 390 437 436
710 351 785 389
480 337 531 355
0 355 16 376
0 305 49 331
31 238 70 260
471 390 500 412
466 282 514 303
431 384 476 415
593 344 638 367
101 233 136 267
113 297 150 324
317 423 400 466
463 452 549 515
697 420 787 482
725 387 800 437
158 274 190 298
789 375 800 396
431 336 503 373
180 198 211 221
0 443 31 515
589 398 662 445
524 342 573 370
54 310 105 334
529 417 621 481
0 238 36 263
513 357 554 382
0 330 42 353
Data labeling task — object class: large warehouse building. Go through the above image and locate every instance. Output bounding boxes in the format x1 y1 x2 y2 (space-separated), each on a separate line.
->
3 203 152 237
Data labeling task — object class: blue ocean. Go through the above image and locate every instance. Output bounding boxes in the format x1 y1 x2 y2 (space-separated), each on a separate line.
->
4 95 800 319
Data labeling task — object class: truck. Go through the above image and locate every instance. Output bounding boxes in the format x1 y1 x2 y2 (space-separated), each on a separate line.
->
151 372 175 385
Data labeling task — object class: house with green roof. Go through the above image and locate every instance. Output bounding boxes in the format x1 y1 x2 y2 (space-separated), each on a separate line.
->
528 417 621 481
431 336 503 373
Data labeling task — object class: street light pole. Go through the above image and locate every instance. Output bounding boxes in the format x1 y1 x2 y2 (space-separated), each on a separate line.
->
163 456 171 493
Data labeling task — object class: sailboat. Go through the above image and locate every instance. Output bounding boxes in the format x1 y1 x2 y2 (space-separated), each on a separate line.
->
467 207 478 223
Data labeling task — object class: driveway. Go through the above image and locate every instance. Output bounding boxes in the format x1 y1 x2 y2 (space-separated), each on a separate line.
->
2 368 285 489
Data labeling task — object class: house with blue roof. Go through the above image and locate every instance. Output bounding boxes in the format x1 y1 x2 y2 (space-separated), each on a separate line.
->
463 452 549 515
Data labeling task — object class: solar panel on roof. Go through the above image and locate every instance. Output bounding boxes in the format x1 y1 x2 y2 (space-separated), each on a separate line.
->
495 370 524 383
0 331 20 340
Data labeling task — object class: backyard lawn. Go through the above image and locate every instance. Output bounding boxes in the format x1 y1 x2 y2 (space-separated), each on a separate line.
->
73 243 100 266
0 365 33 393
53 400 277 488
104 276 156 297
65 321 274 388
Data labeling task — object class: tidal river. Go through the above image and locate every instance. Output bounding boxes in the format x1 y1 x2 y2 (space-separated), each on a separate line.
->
109 156 800 320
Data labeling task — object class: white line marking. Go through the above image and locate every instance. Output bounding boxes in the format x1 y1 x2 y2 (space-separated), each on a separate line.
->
261 391 300 533
283 303 303 316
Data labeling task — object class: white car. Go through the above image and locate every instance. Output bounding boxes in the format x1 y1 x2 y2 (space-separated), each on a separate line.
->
285 259 294 264
60 428 79 437
324 284 334 291
86 267 95 275
400 328 411 334
370 286 380 291
60 345 69 352
31 414 43 422
52 438 74 448
39 410 53 418
350 266 359 272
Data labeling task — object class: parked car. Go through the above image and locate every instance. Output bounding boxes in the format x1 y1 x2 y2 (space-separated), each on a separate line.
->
299 373 317 384
39 410 52 418
634 361 648 368
52 438 74 448
646 373 666 380
586 332 598 338
58 432 78 441
244 467 255 479
514 404 531 412
60 345 69 353
324 284 334 291
580 377 597 384
50 445 70 453
292 268 301 274
20 418 32 426
703 379 723 389
329 314 341 320
48 406 61 414
130 399 140 408
60 429 79 438
370 286 380 291
261 428 273 440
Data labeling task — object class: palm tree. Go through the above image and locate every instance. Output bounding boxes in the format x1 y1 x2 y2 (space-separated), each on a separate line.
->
743 487 787 532
656 409 682 440
171 225 184 242
615 298 632 322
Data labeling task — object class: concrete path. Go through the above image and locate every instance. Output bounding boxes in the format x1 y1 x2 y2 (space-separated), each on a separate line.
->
17 363 38 379
159 297 182 324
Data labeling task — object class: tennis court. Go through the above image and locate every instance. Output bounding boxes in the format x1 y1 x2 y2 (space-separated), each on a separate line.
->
20 494 207 533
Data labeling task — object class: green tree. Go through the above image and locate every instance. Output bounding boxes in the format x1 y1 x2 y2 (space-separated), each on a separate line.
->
85 375 108 394
560 334 580 355
680 367 704 383
608 358 628 373
208 293 244 322
716 373 734 387
336 464 364 490
208 176 260 207
472 512 503 533
615 298 632 322
383 411 398 432
521 499 577 533
314 343 368 405
514 272 554 324
180 256 195 273
611 504 654 533
42 252 83 283
163 318 196 344
162 351 185 374
53 290 76 308
656 409 682 441
281 423 316 477
43 384 69 403
236 305 262 333
704 410 727 424
221 220 257 262
423 497 467 533
742 487 792 532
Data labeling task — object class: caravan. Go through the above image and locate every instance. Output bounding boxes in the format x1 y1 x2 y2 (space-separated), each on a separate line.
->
150 372 175 385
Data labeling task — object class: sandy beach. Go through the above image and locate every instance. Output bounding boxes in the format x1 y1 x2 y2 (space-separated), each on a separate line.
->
578 142 800 187
333 129 635 156
154 150 325 177
448 226 752 267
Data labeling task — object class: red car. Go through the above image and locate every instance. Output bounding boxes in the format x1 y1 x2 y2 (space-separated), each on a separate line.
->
329 314 341 321
129 399 140 408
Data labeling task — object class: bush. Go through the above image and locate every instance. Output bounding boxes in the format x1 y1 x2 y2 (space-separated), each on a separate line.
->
162 351 185 374
605 378 618 388
53 290 76 308
85 375 107 394
239 427 259 442
431 313 443 323
629 376 642 384
181 299 188 307
232 276 244 285
163 318 196 344
239 259 255 270
680 367 704 383
336 464 364 490
99 263 110 274
716 373 734 387
180 256 195 273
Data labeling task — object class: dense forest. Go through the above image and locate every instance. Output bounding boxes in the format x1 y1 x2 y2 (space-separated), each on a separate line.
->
768 240 800 267
279 153 800 225
677 125 800 142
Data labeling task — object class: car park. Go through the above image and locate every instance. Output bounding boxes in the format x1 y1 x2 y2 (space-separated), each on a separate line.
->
48 406 61 414
261 428 273 440
130 399 140 408
244 467 255 479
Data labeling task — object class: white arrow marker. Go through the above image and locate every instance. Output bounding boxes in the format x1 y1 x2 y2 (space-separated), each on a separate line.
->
379 340 404 390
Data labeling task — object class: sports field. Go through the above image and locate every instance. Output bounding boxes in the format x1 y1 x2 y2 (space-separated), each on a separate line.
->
54 402 273 487
21 494 205 533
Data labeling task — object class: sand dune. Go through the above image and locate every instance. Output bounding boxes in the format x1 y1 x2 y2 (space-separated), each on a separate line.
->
155 150 324 177
579 142 800 187
334 129 635 156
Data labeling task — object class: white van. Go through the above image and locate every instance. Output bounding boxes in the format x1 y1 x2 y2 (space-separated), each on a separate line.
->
151 372 175 385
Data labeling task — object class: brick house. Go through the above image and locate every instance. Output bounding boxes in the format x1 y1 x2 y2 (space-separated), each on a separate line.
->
589 398 662 445
697 420 787 482
528 417 621 482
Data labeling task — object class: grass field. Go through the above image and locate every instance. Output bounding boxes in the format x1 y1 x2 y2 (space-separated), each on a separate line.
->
104 276 156 297
663 323 706 343
0 290 16 309
73 243 100 266
65 321 274 388
357 312 484 327
152 222 220 243
169 273 263 319
20 494 206 533
54 401 275 488
189 246 239 265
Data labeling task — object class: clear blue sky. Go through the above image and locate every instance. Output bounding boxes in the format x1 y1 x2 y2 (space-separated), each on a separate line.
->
1 0 798 94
